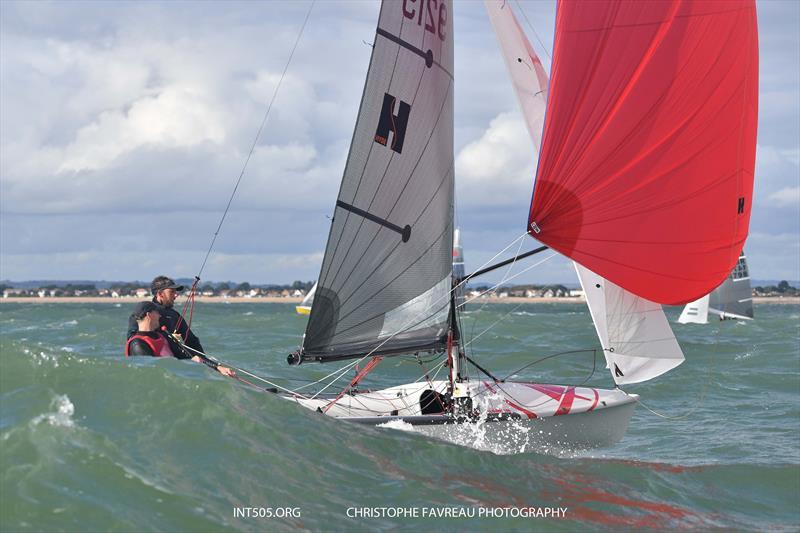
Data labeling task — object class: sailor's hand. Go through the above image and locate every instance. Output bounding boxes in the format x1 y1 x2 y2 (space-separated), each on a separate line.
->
191 356 203 363
217 365 236 377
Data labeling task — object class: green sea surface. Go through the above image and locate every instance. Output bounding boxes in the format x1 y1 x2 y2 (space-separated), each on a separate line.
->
1 302 798 531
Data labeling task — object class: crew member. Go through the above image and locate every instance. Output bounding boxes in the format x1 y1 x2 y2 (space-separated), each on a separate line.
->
126 301 177 357
126 301 234 376
127 275 203 355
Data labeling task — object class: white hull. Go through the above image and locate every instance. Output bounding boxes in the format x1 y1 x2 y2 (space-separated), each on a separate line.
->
283 380 638 453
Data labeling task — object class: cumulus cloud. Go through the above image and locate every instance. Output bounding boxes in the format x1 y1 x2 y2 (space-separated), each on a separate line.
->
455 112 536 207
59 86 228 172
0 1 371 218
0 0 797 284
768 187 800 208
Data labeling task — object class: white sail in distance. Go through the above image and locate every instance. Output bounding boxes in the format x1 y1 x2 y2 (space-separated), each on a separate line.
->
678 294 710 324
485 0 684 384
680 253 754 323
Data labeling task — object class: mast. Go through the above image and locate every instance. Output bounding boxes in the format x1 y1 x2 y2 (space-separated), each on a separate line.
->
447 272 472 417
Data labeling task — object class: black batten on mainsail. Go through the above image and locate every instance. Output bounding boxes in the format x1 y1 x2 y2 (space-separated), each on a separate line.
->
289 1 455 365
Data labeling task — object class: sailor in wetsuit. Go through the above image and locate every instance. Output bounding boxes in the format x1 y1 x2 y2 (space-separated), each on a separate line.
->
126 301 180 357
127 276 202 355
126 301 235 376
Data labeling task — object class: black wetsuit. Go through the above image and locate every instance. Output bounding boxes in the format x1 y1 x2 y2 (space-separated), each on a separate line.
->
127 297 204 357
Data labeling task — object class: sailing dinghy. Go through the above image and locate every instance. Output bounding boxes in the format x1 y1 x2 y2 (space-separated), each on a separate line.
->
295 283 316 315
280 0 758 452
679 252 754 323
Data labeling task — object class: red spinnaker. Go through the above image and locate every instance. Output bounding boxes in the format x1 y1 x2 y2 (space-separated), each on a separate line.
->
529 0 758 305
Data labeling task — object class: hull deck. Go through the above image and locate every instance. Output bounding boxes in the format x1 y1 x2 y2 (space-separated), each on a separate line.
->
283 380 638 453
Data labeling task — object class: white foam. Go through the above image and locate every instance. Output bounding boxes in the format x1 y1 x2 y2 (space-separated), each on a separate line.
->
32 394 75 428
377 419 417 432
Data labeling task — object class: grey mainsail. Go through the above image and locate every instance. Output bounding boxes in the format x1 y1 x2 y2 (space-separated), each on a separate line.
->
298 1 455 363
709 253 754 319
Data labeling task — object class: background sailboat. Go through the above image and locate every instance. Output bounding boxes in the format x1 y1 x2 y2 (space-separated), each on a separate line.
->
295 283 316 315
679 252 754 323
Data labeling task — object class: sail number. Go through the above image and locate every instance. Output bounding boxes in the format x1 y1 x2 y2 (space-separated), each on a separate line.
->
403 0 447 41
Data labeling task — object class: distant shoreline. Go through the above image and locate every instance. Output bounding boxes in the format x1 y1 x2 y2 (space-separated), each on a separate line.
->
1 296 798 305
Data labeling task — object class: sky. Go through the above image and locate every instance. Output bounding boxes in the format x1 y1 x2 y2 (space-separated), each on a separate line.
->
1 0 798 286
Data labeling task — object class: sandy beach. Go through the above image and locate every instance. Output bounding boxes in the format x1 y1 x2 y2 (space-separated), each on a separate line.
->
2 296 797 305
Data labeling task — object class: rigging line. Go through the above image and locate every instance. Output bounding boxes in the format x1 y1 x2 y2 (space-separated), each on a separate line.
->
457 252 557 309
311 244 554 399
293 358 363 392
512 0 553 61
471 349 599 409
323 356 382 413
309 233 536 394
500 348 597 382
455 232 528 290
461 301 526 350
319 235 538 368
414 359 446 382
176 342 311 398
195 0 316 279
621 322 718 421
462 234 527 323
309 357 367 399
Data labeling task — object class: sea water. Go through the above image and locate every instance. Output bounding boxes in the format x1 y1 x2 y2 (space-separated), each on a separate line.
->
1 302 798 531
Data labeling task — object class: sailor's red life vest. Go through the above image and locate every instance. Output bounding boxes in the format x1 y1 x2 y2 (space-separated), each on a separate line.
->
125 332 174 357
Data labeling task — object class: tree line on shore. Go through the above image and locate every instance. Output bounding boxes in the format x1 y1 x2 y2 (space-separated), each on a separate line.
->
1 280 797 299
0 280 315 298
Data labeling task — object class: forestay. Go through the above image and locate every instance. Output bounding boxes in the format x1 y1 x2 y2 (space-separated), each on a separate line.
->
301 0 455 363
528 0 759 305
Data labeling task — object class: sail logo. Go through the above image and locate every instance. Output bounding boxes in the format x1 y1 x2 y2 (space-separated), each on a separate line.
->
374 93 411 154
402 0 447 41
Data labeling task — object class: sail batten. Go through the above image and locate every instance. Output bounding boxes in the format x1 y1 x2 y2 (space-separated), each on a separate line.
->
302 1 455 362
528 0 758 305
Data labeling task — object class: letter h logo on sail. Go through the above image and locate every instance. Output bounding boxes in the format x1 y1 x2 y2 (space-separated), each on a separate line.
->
374 92 410 154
